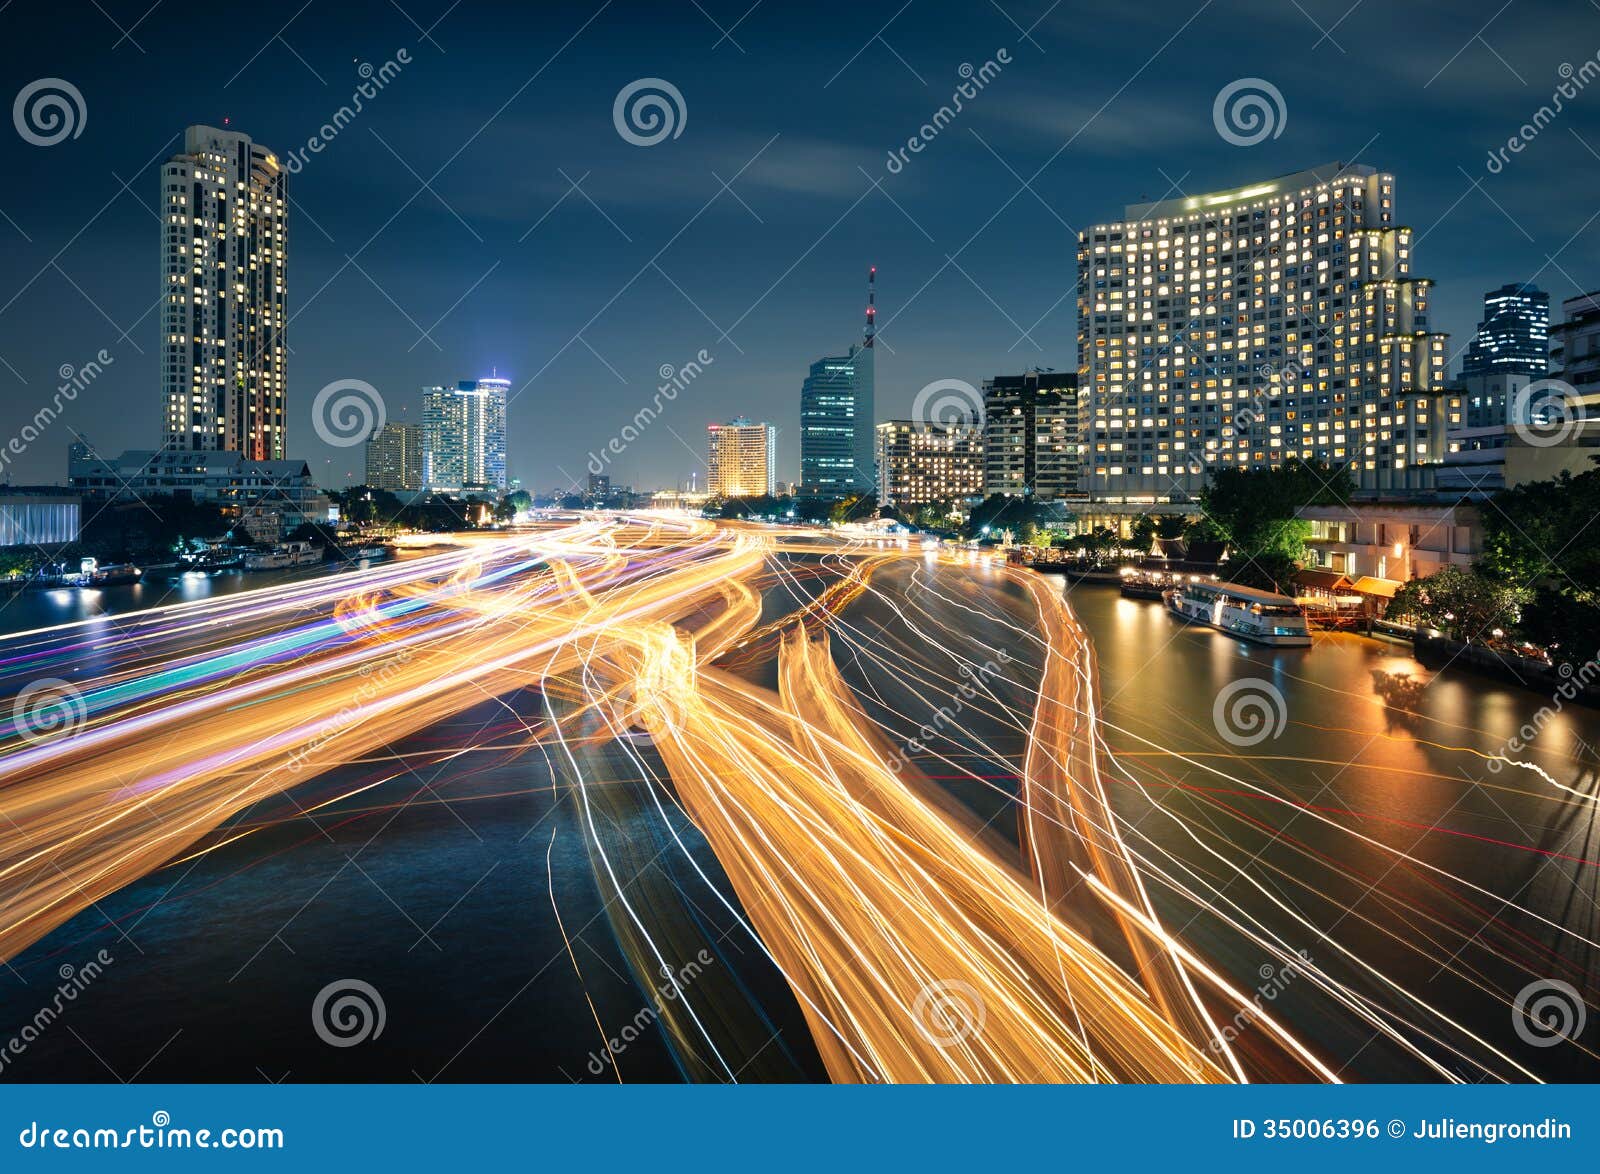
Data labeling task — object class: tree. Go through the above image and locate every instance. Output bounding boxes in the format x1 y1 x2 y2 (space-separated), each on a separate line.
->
1130 514 1158 553
1199 460 1353 586
1387 566 1530 642
828 494 878 524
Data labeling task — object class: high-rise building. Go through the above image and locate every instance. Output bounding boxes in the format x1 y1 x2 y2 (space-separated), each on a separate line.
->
161 125 288 459
1550 290 1600 405
587 472 611 499
799 269 876 496
1077 163 1450 500
707 416 776 498
875 421 984 508
981 370 1077 499
1461 282 1549 379
422 377 509 492
365 421 422 491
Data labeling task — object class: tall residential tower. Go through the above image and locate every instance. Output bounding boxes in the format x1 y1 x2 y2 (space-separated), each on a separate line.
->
161 125 288 459
1077 163 1450 500
707 417 777 498
422 377 509 492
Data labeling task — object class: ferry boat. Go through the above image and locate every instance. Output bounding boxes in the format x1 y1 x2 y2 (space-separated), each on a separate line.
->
1164 580 1312 647
243 541 324 571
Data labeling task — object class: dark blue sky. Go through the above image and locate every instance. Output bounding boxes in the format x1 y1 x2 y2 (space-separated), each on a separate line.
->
1 0 1596 491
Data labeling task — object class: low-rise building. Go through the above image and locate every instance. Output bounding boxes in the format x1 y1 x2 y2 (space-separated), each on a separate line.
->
69 449 329 536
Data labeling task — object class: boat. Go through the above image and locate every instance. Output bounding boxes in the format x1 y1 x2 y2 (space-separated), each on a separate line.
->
348 543 398 562
243 541 325 571
84 562 143 587
1164 580 1312 647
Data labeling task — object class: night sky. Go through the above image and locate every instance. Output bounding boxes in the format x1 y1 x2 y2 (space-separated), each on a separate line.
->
0 0 1596 492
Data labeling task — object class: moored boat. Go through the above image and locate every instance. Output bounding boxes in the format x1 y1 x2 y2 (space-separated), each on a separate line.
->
1164 580 1312 647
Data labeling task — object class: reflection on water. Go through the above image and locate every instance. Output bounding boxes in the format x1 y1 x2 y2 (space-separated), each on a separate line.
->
1068 584 1600 1080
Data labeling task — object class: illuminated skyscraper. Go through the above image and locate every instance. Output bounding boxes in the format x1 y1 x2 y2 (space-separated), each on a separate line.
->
422 377 509 492
799 269 876 495
364 421 422 491
160 125 288 459
707 417 776 498
1462 283 1549 379
981 370 1077 498
1077 163 1450 500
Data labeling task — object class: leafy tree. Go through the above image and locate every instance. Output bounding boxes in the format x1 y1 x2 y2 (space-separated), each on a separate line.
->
1129 514 1158 553
1386 566 1530 642
828 494 879 524
1200 460 1353 585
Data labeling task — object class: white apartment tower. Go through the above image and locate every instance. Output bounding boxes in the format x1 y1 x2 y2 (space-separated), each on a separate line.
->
422 378 509 492
161 125 288 459
1077 163 1450 500
707 417 777 498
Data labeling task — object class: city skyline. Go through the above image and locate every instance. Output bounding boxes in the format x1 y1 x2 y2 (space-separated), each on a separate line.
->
0 1 1597 492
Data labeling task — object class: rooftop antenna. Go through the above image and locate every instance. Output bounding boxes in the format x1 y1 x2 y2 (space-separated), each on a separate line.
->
864 265 876 349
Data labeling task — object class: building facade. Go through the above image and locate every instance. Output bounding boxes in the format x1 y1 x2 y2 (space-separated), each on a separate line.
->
875 421 984 508
1077 163 1450 502
1461 282 1548 379
69 449 327 535
422 378 509 493
364 421 422 492
707 417 777 498
0 495 80 546
981 370 1077 498
161 125 288 459
799 270 877 496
